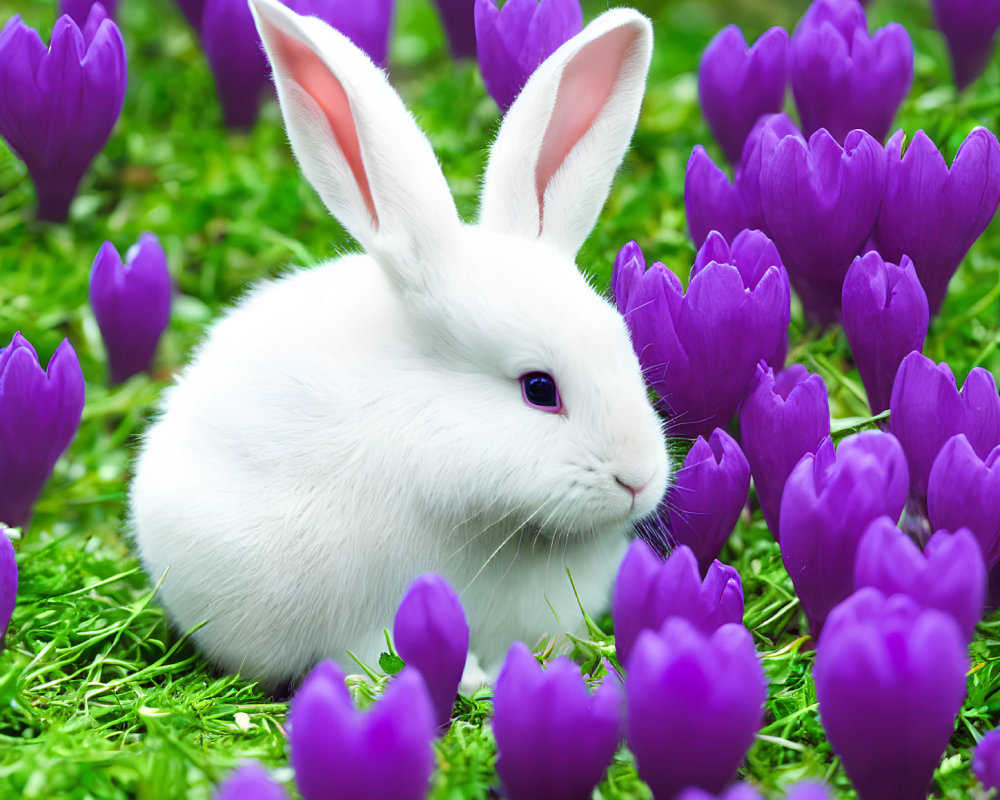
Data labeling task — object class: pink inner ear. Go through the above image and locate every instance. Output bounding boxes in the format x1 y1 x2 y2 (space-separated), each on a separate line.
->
272 28 379 227
534 26 639 232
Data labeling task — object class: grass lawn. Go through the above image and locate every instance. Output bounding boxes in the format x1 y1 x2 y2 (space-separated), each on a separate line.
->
0 0 998 797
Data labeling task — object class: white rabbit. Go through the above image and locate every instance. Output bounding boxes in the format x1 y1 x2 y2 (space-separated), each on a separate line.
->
130 0 668 689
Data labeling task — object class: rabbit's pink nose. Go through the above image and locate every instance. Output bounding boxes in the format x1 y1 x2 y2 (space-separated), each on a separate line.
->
615 476 650 497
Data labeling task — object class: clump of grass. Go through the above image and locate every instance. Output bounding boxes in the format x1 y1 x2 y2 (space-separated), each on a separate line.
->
1 0 998 798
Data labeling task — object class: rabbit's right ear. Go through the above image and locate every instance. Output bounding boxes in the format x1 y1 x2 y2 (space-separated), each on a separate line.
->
250 0 460 293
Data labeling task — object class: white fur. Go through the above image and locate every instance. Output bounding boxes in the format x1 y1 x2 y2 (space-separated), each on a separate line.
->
129 0 666 688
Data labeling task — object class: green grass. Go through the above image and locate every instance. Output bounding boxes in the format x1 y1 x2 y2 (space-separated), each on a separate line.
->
1 0 999 797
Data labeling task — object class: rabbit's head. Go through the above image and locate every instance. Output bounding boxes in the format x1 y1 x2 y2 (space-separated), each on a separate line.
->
250 0 668 535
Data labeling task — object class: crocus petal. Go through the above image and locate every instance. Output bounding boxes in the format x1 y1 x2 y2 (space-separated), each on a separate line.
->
927 435 1000 570
815 589 968 800
780 432 909 635
0 529 15 642
0 334 85 529
699 25 788 166
854 517 986 640
973 728 1000 792
930 0 1000 90
214 762 289 800
627 619 766 799
841 252 929 414
0 10 126 221
888 351 1000 504
493 641 622 800
431 0 476 57
790 0 912 143
738 362 830 541
685 146 751 247
663 429 750 572
393 573 469 729
874 128 1000 315
90 234 172 385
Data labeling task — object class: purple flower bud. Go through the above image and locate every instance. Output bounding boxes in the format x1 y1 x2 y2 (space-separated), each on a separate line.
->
613 232 790 439
214 762 289 800
392 573 469 729
60 0 120 25
790 0 912 143
841 252 929 414
492 641 622 800
1 530 15 643
854 517 986 640
927 434 1000 570
779 431 909 635
612 540 743 675
0 6 126 222
431 0 476 58
0 334 85 530
760 127 885 326
874 128 1000 316
684 146 751 247
739 362 830 541
676 786 764 800
889 352 1000 503
733 113 804 236
814 588 968 800
474 0 582 113
90 234 172 385
662 429 750 573
289 661 435 800
974 729 1000 792
930 0 1000 90
626 618 766 799
786 784 833 800
175 0 206 29
293 0 395 68
699 25 788 167
201 0 268 129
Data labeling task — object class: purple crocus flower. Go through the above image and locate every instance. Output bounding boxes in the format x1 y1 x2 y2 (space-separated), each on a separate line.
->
0 334 85 530
612 540 744 667
814 588 968 800
973 728 1000 792
659 428 750 573
779 431 909 636
853 517 986 640
626 618 766 799
392 573 469 729
474 0 582 113
790 0 912 144
432 0 476 58
90 234 172 385
873 128 1000 316
841 252 929 414
738 362 830 542
492 641 622 800
930 0 1000 90
699 25 788 167
759 127 885 326
888 351 1000 504
214 762 289 800
613 230 790 439
684 147 751 248
0 5 126 222
733 113 804 236
289 661 435 800
927 434 1000 570
60 0 120 24
675 786 764 800
1 529 15 643
201 0 268 129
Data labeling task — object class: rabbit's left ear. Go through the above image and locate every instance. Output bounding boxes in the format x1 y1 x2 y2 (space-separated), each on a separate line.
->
478 10 653 257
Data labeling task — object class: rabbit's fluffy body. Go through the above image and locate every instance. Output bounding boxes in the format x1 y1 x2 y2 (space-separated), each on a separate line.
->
131 0 668 688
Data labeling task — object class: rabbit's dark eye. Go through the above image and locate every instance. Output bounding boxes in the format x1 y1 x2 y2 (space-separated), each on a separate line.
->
520 372 562 413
